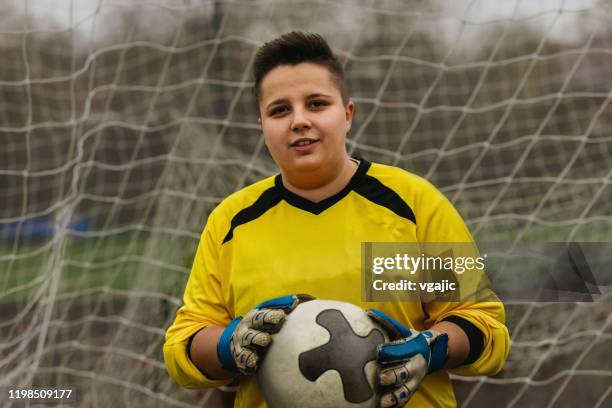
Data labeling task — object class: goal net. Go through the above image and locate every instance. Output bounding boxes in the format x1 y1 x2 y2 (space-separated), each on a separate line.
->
1 0 611 406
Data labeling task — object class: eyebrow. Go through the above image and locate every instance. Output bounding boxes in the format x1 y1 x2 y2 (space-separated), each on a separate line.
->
265 93 332 110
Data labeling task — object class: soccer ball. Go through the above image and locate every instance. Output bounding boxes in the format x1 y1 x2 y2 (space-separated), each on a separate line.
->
257 300 388 408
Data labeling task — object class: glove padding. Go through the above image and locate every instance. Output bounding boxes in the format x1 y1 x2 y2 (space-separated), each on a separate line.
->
217 294 314 374
367 309 449 408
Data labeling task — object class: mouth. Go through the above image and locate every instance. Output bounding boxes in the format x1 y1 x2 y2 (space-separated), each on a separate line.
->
289 138 319 148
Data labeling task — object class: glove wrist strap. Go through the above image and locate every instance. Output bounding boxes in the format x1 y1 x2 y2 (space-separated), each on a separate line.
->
217 317 242 371
427 333 449 373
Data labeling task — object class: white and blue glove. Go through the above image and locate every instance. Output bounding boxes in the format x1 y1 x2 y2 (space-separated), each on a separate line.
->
367 309 449 408
217 294 314 375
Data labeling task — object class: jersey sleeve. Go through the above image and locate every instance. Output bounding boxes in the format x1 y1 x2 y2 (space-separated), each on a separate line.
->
163 209 232 388
415 179 510 376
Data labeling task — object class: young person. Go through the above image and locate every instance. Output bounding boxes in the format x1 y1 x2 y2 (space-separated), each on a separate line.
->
164 32 509 407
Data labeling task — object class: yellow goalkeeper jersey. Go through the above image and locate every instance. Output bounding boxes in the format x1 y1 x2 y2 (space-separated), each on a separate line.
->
164 159 509 408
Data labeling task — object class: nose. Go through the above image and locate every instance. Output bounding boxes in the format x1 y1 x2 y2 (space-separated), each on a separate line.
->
291 107 311 132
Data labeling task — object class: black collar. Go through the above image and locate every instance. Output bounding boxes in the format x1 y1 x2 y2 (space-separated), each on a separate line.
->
274 158 371 215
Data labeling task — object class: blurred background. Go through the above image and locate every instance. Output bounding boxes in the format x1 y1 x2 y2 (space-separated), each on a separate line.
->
0 0 611 406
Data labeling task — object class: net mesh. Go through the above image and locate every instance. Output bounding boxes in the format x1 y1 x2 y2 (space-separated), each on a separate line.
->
1 0 611 406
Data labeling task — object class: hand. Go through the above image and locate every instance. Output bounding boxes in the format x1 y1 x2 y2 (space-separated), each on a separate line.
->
367 309 449 408
217 294 314 375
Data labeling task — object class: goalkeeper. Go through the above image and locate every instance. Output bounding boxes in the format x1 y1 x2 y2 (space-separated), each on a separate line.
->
164 31 509 407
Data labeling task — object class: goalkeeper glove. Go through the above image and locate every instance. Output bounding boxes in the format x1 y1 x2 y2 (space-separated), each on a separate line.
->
367 309 449 408
217 294 315 375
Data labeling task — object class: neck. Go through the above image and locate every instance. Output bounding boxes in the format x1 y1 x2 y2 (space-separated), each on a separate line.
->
281 158 359 203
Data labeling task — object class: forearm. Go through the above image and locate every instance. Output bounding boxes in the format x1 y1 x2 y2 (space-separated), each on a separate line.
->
190 326 236 380
430 321 470 369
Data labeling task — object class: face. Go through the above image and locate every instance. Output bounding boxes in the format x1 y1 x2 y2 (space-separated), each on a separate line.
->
258 63 354 184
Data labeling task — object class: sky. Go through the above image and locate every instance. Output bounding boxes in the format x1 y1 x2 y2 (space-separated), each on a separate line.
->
1 0 603 48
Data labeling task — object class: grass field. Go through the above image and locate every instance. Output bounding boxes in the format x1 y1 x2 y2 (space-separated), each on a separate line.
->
0 230 197 306
2 220 611 304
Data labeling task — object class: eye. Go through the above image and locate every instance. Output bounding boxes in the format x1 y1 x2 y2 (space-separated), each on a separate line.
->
309 100 328 109
269 106 289 117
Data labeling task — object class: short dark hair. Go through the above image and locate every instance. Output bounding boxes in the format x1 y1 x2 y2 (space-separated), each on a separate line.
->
252 31 348 104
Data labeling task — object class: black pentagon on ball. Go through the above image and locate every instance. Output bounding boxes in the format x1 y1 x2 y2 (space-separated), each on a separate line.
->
298 309 385 403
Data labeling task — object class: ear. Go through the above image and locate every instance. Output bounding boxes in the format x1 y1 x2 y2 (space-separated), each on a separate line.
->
259 118 269 148
345 100 355 129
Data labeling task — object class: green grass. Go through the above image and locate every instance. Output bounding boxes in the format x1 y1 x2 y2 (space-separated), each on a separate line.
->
0 230 197 304
2 222 610 305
